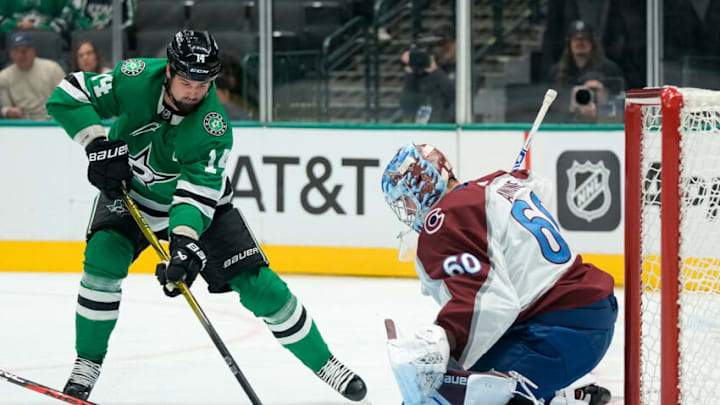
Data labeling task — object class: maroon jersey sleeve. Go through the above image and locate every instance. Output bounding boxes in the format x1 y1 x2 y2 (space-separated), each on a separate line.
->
417 180 494 361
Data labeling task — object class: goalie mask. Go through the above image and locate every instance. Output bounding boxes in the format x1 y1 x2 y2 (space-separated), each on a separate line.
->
382 143 455 232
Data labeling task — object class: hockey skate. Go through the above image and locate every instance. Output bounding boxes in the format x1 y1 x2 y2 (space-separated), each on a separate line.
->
63 357 102 401
549 374 611 405
316 355 367 401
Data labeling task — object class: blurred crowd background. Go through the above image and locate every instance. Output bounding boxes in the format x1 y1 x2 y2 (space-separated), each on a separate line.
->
0 0 717 124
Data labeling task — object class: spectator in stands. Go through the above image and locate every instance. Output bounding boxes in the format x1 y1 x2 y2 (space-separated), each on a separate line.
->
399 24 455 123
71 40 110 73
215 73 252 121
567 70 623 123
0 31 65 119
0 0 69 35
547 20 622 89
64 0 136 31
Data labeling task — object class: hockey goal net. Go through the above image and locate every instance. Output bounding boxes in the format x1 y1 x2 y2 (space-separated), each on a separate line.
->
625 87 720 405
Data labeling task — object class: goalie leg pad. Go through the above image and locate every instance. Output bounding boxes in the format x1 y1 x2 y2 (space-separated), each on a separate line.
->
463 373 516 405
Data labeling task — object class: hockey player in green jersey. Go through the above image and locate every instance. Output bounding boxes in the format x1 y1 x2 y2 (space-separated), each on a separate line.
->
46 29 367 402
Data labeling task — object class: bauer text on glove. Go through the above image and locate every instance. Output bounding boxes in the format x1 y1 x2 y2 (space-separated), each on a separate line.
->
85 138 132 199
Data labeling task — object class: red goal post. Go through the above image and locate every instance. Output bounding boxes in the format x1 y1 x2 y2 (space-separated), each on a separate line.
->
625 87 720 405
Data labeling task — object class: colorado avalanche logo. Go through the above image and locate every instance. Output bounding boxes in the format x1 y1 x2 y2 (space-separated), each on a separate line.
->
424 208 445 234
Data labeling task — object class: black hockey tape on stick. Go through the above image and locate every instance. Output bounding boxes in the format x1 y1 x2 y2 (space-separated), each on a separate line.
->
120 188 264 405
0 368 98 405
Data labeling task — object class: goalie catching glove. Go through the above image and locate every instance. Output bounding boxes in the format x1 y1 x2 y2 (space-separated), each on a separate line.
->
85 138 133 199
156 233 207 297
387 324 451 404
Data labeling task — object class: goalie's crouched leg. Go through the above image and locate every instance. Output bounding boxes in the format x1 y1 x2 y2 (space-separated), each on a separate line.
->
229 267 367 401
469 295 618 401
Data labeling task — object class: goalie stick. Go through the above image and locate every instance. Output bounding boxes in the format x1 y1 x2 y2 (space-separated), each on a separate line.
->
0 368 98 405
511 89 557 172
121 188 263 405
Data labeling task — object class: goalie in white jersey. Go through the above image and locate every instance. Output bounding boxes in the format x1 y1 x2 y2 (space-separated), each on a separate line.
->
381 143 616 405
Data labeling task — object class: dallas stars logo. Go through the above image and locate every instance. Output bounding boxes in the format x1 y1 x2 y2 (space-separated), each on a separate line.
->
129 144 179 187
121 59 146 76
203 112 227 136
106 200 129 216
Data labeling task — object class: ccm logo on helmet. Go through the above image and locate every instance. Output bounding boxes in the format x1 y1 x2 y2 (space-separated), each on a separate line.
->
88 144 128 162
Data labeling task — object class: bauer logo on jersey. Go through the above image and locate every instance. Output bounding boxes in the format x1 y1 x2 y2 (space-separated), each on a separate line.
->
203 112 227 136
556 150 621 231
120 59 146 76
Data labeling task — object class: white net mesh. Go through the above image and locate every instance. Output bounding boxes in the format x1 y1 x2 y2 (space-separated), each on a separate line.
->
677 97 720 404
637 88 720 405
639 104 662 405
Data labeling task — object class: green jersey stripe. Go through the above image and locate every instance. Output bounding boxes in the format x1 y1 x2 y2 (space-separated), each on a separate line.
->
129 190 171 212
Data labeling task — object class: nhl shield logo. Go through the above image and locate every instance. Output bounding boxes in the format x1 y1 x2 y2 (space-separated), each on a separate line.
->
565 160 612 222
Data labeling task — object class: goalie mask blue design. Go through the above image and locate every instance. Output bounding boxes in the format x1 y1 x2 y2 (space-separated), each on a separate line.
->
382 143 455 232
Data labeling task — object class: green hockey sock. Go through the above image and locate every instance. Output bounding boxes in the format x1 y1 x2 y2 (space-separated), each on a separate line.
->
75 230 133 362
230 267 332 372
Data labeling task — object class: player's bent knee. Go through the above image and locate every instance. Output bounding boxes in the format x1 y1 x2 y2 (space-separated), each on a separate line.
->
80 272 123 293
230 266 291 317
84 229 135 280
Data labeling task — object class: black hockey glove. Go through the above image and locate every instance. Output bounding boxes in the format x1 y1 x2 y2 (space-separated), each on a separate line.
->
85 138 133 199
155 234 207 297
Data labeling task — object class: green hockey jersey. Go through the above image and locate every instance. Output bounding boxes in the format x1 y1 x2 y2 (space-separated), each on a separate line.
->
0 0 69 33
64 0 137 31
47 58 233 236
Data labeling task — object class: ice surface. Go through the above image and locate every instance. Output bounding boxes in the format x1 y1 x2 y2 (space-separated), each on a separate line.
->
0 273 624 404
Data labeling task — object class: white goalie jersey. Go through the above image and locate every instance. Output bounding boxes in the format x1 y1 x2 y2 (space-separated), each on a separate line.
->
415 170 614 369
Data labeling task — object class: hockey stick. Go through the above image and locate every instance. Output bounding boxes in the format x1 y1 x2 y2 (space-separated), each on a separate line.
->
385 318 398 340
120 189 263 405
0 368 98 405
511 89 557 172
